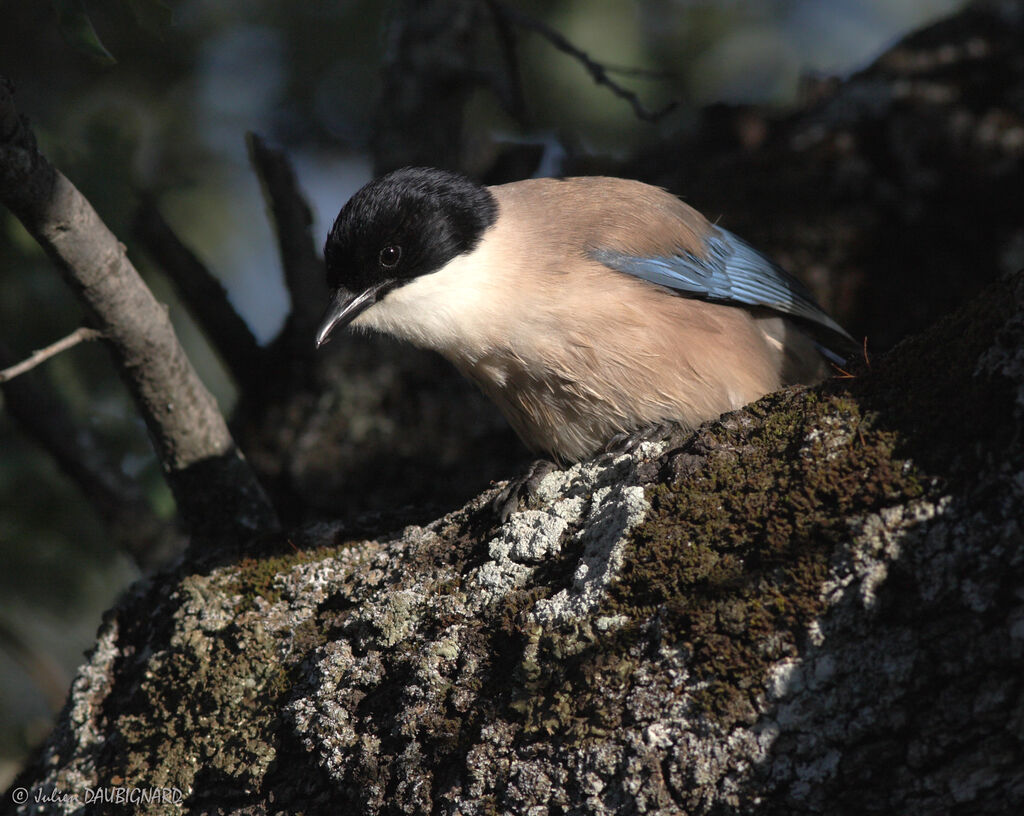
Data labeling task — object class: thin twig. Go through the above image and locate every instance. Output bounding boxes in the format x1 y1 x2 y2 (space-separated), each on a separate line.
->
601 63 678 80
491 2 678 122
0 326 103 383
830 362 856 379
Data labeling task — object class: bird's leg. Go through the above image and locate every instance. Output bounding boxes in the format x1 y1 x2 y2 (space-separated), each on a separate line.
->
599 420 680 459
493 459 559 522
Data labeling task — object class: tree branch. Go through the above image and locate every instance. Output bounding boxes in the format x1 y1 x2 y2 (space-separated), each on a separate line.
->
0 326 102 384
246 132 327 363
491 2 678 123
132 197 268 397
0 77 278 544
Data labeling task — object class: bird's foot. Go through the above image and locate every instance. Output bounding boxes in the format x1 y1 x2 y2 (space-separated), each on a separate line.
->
493 459 559 523
599 421 680 460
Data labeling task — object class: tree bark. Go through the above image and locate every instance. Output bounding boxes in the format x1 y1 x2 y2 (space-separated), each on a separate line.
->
5 267 1021 815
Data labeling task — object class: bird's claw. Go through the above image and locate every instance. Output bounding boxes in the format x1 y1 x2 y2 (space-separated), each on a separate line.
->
599 421 678 460
493 459 559 522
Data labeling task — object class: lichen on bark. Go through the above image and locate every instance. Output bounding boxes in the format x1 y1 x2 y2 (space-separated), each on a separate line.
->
7 271 1023 815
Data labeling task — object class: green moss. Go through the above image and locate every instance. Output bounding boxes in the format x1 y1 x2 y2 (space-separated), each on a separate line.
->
89 538 355 806
508 620 638 741
611 390 923 724
106 577 289 797
223 543 337 611
303 279 1015 759
77 276 1017 802
500 389 927 738
609 275 1017 729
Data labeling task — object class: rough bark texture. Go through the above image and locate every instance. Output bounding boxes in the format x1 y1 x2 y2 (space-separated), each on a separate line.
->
5 266 1021 814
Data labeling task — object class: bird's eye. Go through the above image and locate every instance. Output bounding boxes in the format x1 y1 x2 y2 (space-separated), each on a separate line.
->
379 245 402 269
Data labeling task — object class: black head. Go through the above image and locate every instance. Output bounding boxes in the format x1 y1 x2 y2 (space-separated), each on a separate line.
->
316 167 498 347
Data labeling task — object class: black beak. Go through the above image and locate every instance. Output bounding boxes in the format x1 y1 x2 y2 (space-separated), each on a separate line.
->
315 285 385 348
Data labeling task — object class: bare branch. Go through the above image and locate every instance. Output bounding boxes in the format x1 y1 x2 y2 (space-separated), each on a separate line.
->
491 2 678 122
601 64 679 81
0 326 102 384
132 198 267 396
246 132 327 361
0 77 278 544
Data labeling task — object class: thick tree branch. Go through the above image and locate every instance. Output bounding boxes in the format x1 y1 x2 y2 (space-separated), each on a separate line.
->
246 132 327 362
132 198 267 397
0 77 278 543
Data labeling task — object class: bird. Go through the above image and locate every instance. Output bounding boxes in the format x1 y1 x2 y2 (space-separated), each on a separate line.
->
316 166 854 467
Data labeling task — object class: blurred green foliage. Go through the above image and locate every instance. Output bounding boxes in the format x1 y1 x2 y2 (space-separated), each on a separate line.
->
51 0 118 64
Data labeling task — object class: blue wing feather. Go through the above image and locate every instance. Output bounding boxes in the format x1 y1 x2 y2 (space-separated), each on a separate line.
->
589 228 853 347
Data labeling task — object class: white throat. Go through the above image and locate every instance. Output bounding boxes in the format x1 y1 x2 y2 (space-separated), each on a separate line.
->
349 236 506 359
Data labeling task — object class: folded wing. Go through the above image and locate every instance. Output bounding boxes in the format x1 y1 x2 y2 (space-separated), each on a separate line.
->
589 228 854 359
